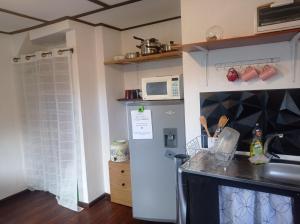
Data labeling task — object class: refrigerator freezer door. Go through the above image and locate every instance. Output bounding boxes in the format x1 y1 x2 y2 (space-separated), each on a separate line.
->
128 101 185 222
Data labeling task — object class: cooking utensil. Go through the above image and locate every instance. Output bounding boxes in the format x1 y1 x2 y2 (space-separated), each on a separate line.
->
170 44 182 51
125 52 139 59
133 36 145 42
136 45 160 55
134 36 161 55
113 55 125 61
161 41 175 52
200 116 211 137
133 36 158 43
213 115 229 137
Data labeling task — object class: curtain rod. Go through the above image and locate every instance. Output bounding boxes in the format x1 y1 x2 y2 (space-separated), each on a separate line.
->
13 48 74 62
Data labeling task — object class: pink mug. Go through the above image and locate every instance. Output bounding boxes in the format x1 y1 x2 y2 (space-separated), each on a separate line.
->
241 66 259 81
259 65 277 81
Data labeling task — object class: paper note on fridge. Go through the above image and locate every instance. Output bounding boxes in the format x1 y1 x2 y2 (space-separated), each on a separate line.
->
131 110 153 139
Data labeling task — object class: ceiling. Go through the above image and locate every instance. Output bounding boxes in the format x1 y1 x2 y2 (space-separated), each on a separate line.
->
0 0 181 34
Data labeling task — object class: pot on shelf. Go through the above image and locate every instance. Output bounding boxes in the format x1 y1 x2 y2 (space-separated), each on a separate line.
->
125 52 139 59
134 36 161 55
161 41 175 52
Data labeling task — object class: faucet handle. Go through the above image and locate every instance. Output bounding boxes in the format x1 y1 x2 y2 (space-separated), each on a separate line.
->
277 133 284 138
266 133 284 138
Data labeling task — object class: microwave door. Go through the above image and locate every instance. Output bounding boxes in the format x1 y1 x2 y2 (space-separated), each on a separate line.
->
145 81 169 100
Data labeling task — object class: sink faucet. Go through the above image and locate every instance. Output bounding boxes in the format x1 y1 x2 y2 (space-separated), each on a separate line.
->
264 133 284 157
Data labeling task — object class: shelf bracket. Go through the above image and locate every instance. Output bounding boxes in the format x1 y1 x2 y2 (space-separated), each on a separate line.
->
194 46 208 53
291 32 300 83
194 46 209 86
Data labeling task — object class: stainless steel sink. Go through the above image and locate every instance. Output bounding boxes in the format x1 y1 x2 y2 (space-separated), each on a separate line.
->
258 163 300 185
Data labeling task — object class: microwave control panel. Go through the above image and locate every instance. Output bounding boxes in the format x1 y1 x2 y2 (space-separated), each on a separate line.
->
171 77 180 97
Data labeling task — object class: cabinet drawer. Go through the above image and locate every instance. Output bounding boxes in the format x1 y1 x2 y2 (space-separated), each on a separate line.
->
110 177 131 191
109 161 131 179
110 188 132 207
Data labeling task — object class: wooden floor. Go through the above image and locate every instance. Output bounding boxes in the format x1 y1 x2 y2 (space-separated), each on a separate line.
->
0 191 167 224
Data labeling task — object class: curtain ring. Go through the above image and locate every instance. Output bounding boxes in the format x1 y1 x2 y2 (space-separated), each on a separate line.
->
13 57 20 62
25 55 35 61
41 52 52 57
57 48 74 55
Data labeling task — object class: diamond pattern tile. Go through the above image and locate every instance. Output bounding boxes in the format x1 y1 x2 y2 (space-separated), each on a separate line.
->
200 89 300 156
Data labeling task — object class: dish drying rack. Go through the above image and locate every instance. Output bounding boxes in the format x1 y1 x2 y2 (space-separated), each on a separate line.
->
186 127 240 168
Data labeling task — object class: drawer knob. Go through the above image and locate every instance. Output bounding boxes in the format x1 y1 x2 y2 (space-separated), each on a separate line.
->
121 170 125 173
122 183 125 187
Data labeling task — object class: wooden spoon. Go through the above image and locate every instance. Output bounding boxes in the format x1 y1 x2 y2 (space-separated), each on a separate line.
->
200 116 211 137
213 115 229 137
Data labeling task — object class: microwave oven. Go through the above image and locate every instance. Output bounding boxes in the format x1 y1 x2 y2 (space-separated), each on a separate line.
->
256 2 300 33
141 75 183 100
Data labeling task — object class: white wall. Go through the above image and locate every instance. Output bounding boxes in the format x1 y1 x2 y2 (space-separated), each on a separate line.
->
122 19 183 90
96 26 127 193
66 21 104 203
0 34 26 200
11 32 63 56
121 19 182 53
181 0 300 143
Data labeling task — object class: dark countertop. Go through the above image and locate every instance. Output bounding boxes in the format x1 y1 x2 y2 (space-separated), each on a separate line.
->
180 152 300 193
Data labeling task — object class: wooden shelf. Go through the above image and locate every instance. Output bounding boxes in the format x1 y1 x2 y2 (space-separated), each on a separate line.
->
183 28 300 52
117 98 142 102
104 50 182 65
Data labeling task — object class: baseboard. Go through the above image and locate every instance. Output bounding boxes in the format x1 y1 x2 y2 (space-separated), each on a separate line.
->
0 189 30 203
1 190 109 209
78 193 110 208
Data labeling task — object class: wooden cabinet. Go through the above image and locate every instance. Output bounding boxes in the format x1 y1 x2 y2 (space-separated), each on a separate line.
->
109 160 132 207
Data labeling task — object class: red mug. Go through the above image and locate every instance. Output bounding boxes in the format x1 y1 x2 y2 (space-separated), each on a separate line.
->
125 90 133 99
226 68 239 82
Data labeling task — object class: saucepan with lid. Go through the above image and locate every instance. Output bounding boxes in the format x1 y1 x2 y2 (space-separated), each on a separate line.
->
134 36 161 55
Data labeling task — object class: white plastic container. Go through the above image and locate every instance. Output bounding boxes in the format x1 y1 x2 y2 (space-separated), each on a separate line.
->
110 140 129 162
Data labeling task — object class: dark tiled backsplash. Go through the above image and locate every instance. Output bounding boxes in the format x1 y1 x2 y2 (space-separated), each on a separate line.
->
200 89 300 156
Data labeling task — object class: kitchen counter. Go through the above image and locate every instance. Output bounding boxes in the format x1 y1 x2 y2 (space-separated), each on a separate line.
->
180 152 300 193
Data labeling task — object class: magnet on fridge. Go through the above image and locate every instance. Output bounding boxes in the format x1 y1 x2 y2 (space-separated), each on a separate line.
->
138 105 144 112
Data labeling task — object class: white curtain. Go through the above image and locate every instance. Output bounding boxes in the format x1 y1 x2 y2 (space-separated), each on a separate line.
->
219 185 293 224
14 49 80 211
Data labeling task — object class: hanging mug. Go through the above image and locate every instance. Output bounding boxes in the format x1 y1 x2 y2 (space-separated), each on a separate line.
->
226 68 239 82
259 65 277 81
241 66 259 81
